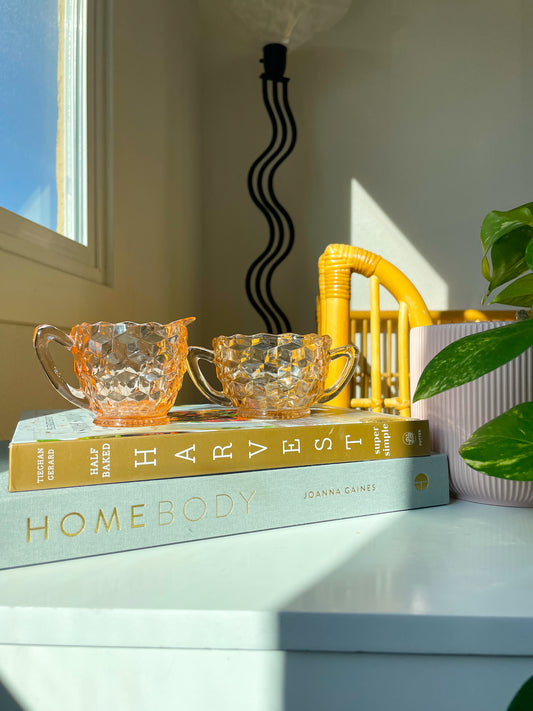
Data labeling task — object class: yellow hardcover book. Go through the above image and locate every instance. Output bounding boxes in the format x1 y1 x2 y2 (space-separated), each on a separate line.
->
9 404 431 492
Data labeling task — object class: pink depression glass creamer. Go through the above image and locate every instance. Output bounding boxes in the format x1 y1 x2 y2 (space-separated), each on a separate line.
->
34 318 195 427
187 332 358 419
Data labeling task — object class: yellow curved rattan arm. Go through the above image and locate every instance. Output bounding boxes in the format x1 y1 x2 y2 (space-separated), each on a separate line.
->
319 244 433 328
318 244 433 410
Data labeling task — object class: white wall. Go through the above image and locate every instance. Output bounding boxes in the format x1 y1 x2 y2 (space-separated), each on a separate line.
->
0 0 202 440
197 0 533 335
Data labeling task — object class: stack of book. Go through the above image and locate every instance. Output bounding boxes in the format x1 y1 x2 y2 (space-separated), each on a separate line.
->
2 404 449 569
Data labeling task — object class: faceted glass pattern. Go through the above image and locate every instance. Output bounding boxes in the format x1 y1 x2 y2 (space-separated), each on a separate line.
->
213 333 333 418
69 320 193 426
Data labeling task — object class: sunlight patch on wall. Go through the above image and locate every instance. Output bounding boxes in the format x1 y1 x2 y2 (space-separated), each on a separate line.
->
350 179 448 310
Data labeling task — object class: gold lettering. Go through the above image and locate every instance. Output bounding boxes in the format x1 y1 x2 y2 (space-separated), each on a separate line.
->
239 490 256 514
131 504 146 528
183 497 207 521
95 507 120 533
27 516 49 542
159 500 174 526
216 494 234 518
60 512 86 537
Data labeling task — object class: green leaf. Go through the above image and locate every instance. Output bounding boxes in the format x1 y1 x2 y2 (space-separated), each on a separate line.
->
481 204 533 301
481 253 491 281
507 676 533 711
412 319 533 402
485 229 532 294
459 403 533 481
490 274 533 308
481 204 533 257
526 238 533 271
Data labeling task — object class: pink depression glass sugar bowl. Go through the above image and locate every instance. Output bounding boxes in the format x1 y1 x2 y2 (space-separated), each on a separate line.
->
34 318 195 427
187 332 358 419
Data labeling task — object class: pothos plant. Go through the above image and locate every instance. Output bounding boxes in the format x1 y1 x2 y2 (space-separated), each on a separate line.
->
413 202 533 481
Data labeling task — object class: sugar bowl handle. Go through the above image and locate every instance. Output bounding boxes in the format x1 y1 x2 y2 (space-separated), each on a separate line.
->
187 346 231 406
319 344 359 403
33 324 90 410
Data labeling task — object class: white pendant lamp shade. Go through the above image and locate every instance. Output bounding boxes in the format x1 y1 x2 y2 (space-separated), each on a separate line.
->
224 0 352 50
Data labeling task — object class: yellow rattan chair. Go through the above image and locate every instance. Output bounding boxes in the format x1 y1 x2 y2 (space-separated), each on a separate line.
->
317 243 515 416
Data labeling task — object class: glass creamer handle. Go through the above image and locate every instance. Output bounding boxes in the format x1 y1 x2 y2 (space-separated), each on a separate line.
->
319 344 359 404
187 346 231 407
33 325 90 410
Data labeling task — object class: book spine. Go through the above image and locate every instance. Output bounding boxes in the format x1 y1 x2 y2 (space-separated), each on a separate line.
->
1 454 449 569
9 419 431 491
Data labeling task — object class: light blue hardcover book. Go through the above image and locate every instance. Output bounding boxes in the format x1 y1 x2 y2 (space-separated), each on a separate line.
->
0 443 449 569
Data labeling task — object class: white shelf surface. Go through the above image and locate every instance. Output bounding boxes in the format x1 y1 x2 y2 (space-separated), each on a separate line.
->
2 496 533 655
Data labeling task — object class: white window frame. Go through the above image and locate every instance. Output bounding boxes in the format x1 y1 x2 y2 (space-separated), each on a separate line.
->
0 0 112 285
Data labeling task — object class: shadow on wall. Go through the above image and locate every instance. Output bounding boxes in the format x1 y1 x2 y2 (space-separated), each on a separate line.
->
0 679 24 711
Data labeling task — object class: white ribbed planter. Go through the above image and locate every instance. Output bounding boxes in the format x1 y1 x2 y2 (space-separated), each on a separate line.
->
410 322 533 506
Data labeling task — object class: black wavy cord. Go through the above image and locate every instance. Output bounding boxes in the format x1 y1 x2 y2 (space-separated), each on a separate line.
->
245 77 295 333
252 79 289 333
261 79 296 333
250 77 287 332
245 75 280 333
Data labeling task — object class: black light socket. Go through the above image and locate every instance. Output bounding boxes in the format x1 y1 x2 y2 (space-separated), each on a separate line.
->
261 43 287 80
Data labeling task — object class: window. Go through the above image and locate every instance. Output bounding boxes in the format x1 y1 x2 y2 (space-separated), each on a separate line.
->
0 0 110 283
